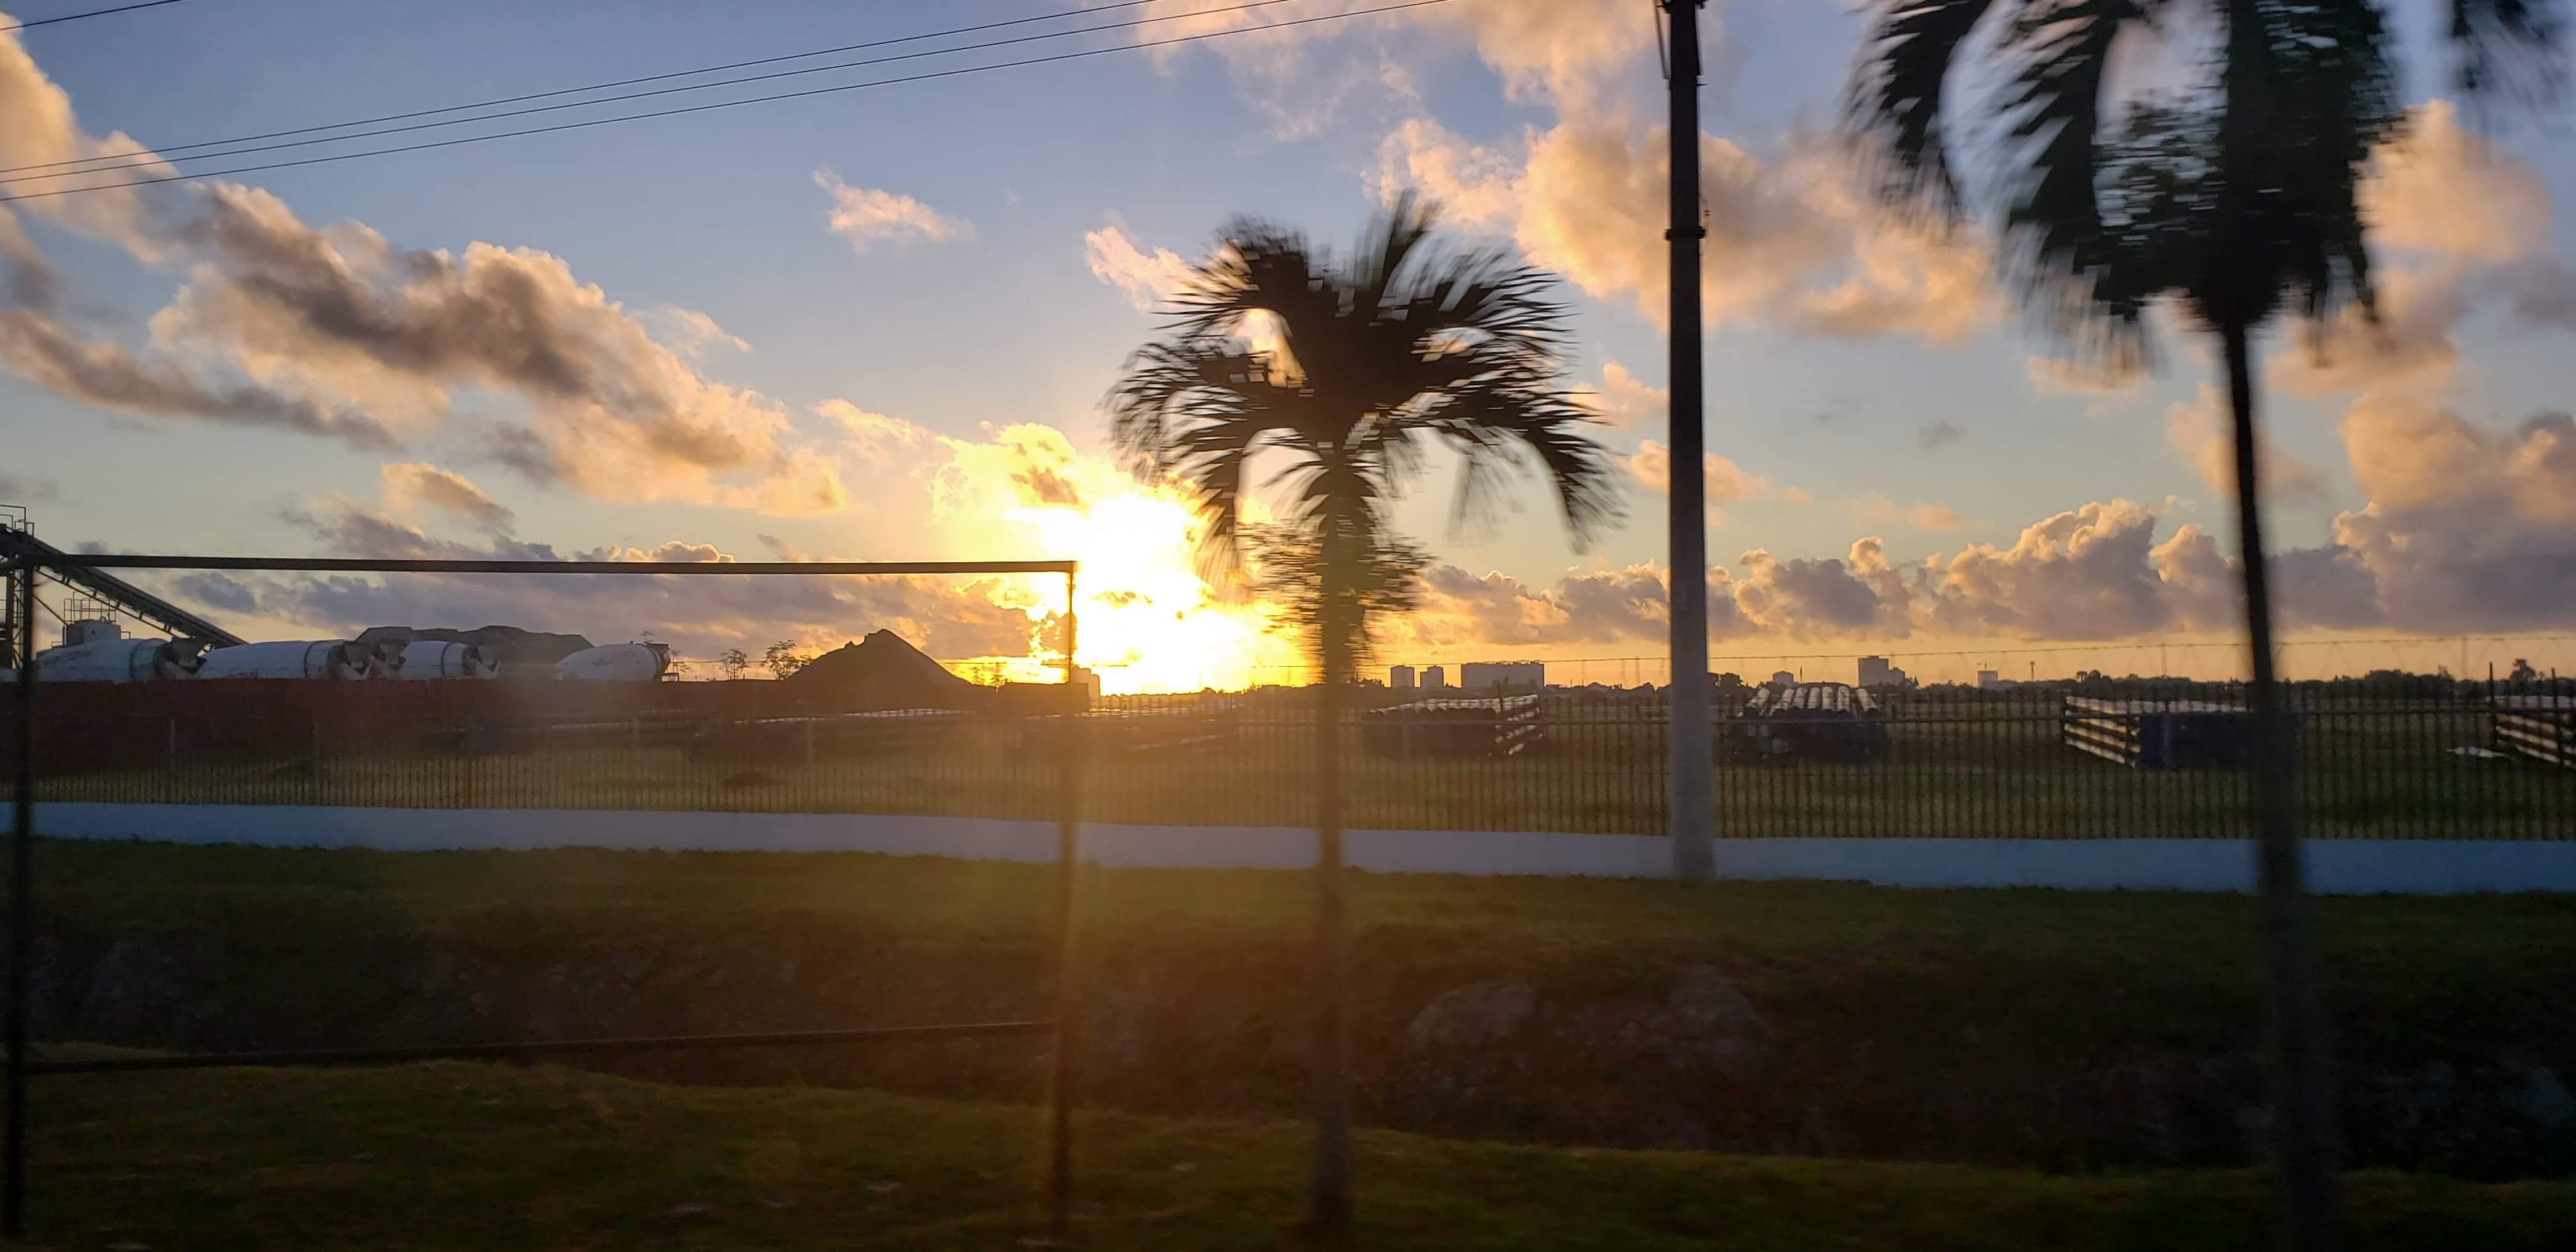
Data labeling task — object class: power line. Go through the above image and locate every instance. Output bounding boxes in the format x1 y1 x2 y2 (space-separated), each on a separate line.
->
0 1 184 34
0 0 1447 205
0 0 1176 179
1 0 1307 187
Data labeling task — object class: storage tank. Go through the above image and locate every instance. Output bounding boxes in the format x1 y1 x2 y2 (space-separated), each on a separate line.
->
556 642 670 681
33 637 204 682
395 639 498 680
198 640 394 680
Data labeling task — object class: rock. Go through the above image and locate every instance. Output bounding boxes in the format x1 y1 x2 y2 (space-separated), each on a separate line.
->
1661 966 1774 1081
1405 981 1537 1052
2508 1065 2575 1134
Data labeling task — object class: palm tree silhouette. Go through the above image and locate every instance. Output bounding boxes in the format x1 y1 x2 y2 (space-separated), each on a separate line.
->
1848 2 2559 1244
1108 192 1618 1237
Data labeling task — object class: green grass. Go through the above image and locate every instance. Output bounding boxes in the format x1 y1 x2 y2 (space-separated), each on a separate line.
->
20 841 2576 1179
24 1053 2576 1249
33 705 2576 837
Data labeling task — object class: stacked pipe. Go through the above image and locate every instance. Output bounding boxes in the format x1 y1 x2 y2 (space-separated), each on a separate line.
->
1362 694 1543 759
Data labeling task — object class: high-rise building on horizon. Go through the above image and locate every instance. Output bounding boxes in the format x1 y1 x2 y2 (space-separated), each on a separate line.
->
1458 660 1544 692
1390 665 1415 689
1423 665 1448 689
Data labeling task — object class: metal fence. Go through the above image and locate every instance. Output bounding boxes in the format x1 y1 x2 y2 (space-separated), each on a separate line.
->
20 678 2574 841
1 553 1090 1244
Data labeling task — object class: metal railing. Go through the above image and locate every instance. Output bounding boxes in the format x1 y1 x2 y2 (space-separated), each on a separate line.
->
16 682 2572 841
1 553 1089 1243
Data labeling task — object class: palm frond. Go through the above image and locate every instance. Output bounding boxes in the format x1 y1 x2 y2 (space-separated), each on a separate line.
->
1848 0 2005 215
2188 0 2398 330
1101 187 1617 669
1995 0 2156 357
2451 0 2566 103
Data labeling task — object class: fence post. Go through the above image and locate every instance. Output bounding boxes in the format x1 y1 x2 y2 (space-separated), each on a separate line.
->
1046 568 1081 1242
6 563 40 1239
164 718 177 805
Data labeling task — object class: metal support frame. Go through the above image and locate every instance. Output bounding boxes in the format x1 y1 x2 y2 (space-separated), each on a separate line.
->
0 552 1083 1242
1049 569 1080 1241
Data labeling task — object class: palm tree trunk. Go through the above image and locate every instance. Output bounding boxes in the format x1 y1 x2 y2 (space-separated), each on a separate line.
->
1307 528 1355 1241
2221 321 2342 1249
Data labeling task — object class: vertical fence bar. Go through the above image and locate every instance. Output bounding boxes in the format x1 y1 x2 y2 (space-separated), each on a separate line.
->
5 561 36 1239
1046 568 1079 1242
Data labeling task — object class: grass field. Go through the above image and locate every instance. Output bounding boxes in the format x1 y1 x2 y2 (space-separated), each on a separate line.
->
27 702 2575 837
20 841 2576 1179
24 1052 2576 1249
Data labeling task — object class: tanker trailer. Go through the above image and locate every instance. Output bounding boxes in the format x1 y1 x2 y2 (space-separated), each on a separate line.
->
395 639 498 679
33 636 206 682
197 639 395 680
555 642 670 681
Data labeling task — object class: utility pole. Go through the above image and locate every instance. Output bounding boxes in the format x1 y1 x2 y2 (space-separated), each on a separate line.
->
1663 0 1713 883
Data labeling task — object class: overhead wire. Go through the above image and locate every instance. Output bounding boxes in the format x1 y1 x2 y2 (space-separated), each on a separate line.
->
0 0 184 34
1 0 1314 185
0 0 1190 179
0 0 1448 205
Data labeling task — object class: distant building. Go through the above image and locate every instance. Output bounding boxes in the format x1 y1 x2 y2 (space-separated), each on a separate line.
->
1423 665 1448 689
1771 669 1797 686
1976 669 2009 691
1390 665 1416 689
1858 655 1910 688
1459 660 1544 692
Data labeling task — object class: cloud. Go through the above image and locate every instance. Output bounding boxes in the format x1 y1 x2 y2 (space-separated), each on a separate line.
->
2363 100 2550 264
2161 386 2330 509
0 35 843 516
1082 218 1199 312
816 398 932 467
1917 421 1962 450
1378 116 1995 342
1851 495 1965 532
1918 501 2185 639
1735 538 1912 637
1627 439 1804 514
933 424 1110 517
380 462 514 533
640 305 749 356
146 185 827 507
2267 100 2566 397
0 307 393 447
812 169 972 252
2327 396 2576 630
1078 218 1292 362
0 471 57 502
1581 359 1664 427
206 499 1044 663
1372 117 1521 227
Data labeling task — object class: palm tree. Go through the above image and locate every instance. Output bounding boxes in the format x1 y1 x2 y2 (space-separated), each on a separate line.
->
1107 192 1619 1238
1848 3 2559 1245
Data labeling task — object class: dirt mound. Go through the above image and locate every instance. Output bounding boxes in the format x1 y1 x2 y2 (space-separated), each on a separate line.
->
785 629 981 710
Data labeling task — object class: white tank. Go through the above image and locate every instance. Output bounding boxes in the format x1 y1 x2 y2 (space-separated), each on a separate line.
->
395 640 497 680
199 640 393 680
556 643 668 682
33 637 203 682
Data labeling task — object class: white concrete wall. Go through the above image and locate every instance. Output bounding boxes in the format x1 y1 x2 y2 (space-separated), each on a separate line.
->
29 803 2576 894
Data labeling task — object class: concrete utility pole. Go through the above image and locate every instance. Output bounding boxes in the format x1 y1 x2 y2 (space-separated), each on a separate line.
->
1664 0 1713 883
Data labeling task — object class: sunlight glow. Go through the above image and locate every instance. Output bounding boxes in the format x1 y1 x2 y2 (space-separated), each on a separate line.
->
937 427 1300 694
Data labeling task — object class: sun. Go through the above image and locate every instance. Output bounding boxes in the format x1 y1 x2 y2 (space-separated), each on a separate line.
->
936 425 1301 694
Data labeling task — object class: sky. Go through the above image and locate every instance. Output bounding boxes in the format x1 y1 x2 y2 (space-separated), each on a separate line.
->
1 0 2572 691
